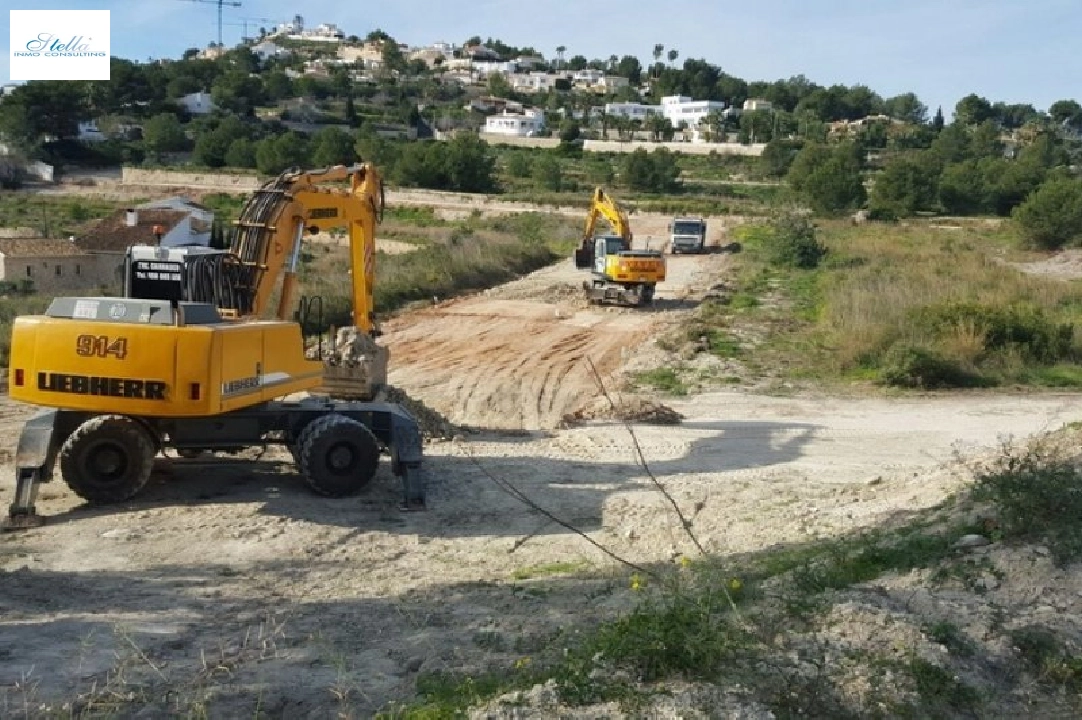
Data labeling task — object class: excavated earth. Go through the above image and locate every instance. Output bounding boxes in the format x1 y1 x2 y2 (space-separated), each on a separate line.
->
3 209 1082 717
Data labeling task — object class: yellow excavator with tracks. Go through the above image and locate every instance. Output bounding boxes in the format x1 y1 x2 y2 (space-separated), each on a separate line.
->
3 163 425 529
573 187 666 307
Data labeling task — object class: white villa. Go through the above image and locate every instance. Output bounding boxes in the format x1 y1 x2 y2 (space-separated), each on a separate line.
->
484 108 546 137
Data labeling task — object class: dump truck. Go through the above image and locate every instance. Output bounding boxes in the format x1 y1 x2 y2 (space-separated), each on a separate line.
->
668 216 707 254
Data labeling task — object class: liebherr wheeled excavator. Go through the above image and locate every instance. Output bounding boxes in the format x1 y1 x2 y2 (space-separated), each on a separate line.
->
3 163 424 529
573 187 666 307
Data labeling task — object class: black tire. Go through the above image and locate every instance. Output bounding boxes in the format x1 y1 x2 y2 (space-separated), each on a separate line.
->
641 285 655 306
58 415 155 504
297 414 380 497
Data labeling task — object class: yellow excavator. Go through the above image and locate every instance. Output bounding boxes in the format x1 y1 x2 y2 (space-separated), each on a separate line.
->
573 187 666 307
3 163 424 529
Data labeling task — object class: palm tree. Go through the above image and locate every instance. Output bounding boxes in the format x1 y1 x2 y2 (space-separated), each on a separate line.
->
667 49 679 68
556 45 566 70
652 44 664 79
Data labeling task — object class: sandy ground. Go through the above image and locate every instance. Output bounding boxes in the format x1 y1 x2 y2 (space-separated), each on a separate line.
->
4 200 1082 715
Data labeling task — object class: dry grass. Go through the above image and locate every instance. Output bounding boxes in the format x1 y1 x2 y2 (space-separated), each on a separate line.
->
714 218 1082 389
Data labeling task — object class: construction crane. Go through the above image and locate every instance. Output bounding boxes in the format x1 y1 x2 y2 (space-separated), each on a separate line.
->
176 0 243 48
224 16 280 42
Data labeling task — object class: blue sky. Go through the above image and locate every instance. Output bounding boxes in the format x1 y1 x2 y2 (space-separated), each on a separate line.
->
3 0 1080 118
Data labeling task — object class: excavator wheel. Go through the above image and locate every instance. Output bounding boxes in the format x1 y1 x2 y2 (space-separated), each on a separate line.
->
296 414 380 497
58 415 156 505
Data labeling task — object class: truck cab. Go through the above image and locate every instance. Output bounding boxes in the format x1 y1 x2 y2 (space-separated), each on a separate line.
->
668 217 707 254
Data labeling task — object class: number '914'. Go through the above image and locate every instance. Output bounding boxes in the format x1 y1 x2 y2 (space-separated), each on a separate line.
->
75 335 128 359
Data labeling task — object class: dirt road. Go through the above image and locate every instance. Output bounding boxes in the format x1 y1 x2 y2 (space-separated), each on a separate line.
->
3 214 1082 716
383 231 726 430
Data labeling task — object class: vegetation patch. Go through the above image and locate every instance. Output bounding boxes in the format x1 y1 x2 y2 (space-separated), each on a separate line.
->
628 367 688 396
711 219 1082 390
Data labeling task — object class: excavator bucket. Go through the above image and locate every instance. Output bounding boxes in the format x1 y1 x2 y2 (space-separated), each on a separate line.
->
574 245 595 269
314 326 390 401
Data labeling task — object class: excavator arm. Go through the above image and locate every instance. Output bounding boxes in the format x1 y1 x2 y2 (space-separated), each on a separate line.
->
574 187 632 268
227 163 384 335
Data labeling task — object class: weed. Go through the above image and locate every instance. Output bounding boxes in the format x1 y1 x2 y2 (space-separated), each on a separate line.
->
905 657 982 715
511 561 590 581
630 368 688 396
972 439 1082 562
879 344 992 390
927 620 975 657
1010 625 1082 691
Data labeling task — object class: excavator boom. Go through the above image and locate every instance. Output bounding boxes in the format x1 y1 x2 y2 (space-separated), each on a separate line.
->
228 163 384 334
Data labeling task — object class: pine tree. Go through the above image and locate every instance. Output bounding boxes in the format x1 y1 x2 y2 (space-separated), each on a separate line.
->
932 106 945 132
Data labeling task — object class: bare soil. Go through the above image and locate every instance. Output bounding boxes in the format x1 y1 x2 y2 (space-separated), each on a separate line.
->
3 194 1082 717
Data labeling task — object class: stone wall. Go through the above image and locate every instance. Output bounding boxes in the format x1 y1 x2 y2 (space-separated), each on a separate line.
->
582 140 766 156
120 167 264 192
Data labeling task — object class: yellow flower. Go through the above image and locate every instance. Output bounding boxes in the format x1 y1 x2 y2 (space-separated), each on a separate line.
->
514 656 532 669
630 573 644 591
678 556 692 569
728 577 743 592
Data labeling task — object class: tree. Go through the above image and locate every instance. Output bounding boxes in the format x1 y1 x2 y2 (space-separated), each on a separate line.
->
761 138 804 177
141 113 188 154
0 81 87 143
932 106 945 131
615 55 642 85
311 127 357 167
645 113 674 142
505 151 532 178
1049 99 1082 130
1013 177 1082 249
738 110 773 143
555 45 566 69
787 142 866 215
558 119 582 154
667 49 679 68
211 71 265 115
224 137 257 168
652 44 664 67
532 154 562 191
487 73 512 97
443 132 497 192
954 94 994 126
867 152 940 218
938 160 989 214
255 132 309 174
882 93 927 124
620 147 679 192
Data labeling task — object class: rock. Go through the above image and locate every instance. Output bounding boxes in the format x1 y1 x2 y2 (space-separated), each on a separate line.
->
404 656 423 673
955 534 991 549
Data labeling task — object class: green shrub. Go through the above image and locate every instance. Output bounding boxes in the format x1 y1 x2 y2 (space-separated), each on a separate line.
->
1013 177 1082 250
914 302 1075 363
973 441 1082 562
879 344 988 389
765 210 826 269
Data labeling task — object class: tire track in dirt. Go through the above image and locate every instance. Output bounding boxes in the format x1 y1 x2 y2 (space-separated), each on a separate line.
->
381 253 731 431
385 304 655 430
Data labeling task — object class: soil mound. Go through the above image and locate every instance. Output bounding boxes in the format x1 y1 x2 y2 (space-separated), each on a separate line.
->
380 385 460 440
562 395 684 426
